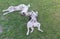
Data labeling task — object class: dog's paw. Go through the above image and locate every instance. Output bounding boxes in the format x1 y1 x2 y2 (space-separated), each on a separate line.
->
30 31 33 33
2 10 5 12
41 30 43 32
26 32 29 36
30 32 32 33
3 13 6 15
38 29 43 32
26 33 29 36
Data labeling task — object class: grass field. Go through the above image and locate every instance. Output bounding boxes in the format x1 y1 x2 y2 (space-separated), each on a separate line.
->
0 0 60 39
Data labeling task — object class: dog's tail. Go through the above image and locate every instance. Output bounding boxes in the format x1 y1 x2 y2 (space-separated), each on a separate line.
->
27 4 30 7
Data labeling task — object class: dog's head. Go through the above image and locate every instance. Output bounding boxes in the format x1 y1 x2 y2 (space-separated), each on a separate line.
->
31 11 38 17
20 4 30 12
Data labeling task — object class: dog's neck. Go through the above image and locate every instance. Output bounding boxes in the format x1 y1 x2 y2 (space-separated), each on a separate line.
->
29 15 37 22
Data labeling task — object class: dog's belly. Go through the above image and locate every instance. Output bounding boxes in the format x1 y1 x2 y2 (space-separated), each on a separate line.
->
33 22 39 27
33 24 37 27
27 21 34 27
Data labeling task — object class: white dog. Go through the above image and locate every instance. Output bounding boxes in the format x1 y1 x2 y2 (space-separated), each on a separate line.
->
3 4 30 15
26 11 43 35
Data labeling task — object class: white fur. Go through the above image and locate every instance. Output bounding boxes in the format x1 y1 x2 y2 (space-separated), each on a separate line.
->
21 10 38 17
3 4 30 15
26 11 43 35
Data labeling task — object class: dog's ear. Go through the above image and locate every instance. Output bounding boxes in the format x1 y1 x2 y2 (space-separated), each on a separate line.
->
28 4 30 7
36 11 38 14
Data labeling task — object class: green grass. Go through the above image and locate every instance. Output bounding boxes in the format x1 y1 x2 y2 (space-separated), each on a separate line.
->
0 0 60 39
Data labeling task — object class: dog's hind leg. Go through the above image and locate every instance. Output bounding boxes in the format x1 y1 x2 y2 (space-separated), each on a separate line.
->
30 27 34 33
37 23 43 32
38 27 43 32
3 12 10 15
26 27 30 35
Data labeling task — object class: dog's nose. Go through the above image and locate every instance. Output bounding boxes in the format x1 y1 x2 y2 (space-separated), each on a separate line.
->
23 12 25 14
23 12 25 16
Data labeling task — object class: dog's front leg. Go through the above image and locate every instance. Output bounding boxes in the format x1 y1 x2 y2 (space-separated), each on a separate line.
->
2 9 8 12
